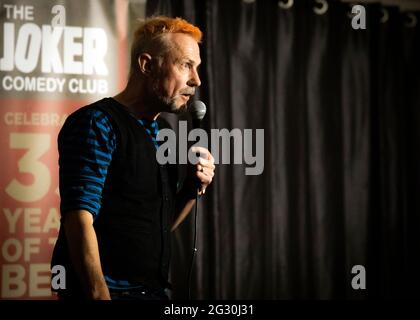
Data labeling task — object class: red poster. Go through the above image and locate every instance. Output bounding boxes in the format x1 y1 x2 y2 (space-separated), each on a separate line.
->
0 0 137 299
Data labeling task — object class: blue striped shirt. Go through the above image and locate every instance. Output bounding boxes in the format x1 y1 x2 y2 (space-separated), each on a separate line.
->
59 108 159 218
59 107 159 290
59 109 116 218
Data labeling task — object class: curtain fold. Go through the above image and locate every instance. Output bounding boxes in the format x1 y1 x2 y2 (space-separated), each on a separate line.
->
146 0 420 299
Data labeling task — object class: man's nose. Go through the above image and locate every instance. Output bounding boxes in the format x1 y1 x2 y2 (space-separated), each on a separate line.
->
188 68 201 87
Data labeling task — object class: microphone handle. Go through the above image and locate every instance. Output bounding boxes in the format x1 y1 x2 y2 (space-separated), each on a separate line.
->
190 118 203 192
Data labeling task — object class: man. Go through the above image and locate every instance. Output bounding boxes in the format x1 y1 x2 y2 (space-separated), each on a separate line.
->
51 16 215 300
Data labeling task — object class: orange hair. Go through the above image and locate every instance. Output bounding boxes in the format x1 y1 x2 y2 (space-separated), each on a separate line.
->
129 16 202 76
135 16 202 43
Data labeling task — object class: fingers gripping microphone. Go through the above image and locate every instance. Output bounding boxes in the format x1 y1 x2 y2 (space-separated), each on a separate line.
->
188 100 206 129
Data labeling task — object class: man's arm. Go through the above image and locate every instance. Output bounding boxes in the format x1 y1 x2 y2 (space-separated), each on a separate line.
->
172 190 197 232
63 210 111 300
171 146 215 231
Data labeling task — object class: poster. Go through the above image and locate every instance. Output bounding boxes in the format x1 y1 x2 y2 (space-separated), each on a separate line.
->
0 0 143 299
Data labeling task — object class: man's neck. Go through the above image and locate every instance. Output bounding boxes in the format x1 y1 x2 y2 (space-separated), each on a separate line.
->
113 84 160 121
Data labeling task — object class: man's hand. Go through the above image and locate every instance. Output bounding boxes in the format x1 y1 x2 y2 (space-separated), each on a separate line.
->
191 146 215 195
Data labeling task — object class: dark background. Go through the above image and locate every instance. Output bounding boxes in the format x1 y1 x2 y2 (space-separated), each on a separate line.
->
146 0 420 299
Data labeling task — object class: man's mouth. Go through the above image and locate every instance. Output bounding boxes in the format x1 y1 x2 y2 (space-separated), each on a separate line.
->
180 89 195 97
181 93 192 100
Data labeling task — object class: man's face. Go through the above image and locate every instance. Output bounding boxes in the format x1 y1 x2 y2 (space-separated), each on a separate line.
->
148 33 201 114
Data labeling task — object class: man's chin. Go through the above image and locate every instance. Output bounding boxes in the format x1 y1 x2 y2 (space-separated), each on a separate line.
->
155 96 189 115
169 102 188 115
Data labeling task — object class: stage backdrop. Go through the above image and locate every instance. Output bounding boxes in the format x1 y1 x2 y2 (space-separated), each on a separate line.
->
0 0 145 299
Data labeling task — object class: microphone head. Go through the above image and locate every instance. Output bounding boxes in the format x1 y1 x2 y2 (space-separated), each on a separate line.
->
188 100 206 120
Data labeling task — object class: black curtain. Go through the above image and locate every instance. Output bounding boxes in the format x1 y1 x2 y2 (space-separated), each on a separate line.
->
146 0 420 299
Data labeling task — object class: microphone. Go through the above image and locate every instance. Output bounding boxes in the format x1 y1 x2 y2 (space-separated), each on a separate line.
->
187 100 207 188
188 100 206 129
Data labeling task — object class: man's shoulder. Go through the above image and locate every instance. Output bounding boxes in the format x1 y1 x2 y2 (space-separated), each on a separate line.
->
69 97 115 117
62 98 123 128
59 98 117 137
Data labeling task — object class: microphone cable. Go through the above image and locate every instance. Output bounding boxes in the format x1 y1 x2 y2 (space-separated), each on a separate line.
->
188 190 200 300
186 100 206 300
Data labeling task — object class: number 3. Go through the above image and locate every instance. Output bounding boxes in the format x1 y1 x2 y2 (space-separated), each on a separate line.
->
6 133 51 202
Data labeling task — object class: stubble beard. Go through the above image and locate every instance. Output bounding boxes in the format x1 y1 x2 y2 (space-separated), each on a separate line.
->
163 96 188 114
149 77 188 115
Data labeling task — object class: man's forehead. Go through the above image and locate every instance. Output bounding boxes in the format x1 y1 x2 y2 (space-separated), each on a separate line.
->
166 33 201 63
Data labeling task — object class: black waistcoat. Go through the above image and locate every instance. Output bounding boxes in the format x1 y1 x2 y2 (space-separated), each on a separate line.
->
52 98 177 291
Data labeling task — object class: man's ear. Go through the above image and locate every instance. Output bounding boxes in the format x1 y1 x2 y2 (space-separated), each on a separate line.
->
138 53 153 75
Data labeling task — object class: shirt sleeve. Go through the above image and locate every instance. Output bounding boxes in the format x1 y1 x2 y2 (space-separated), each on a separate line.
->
58 108 116 218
